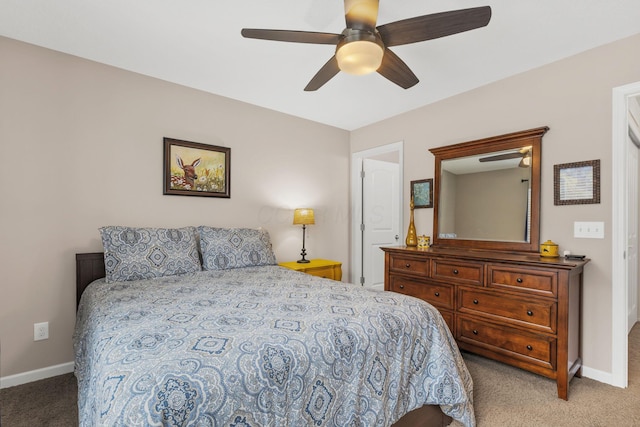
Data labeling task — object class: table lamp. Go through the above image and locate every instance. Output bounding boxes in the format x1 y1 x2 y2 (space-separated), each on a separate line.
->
293 208 315 263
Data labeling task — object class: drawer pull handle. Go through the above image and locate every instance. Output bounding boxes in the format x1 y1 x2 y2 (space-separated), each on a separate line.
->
405 263 411 268
473 299 479 304
526 345 533 351
527 310 533 316
434 292 440 297
453 269 459 275
517 278 523 283
472 329 478 335
399 285 405 289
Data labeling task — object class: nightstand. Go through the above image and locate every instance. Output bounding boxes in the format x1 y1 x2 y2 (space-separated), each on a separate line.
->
278 259 342 281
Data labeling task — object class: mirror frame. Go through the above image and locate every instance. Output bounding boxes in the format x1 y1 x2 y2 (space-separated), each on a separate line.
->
430 127 549 253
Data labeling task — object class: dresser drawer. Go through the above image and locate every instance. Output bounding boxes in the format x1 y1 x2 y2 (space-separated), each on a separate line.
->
458 288 556 333
389 255 430 276
389 276 454 309
457 316 556 369
432 259 484 286
439 309 455 334
488 264 557 297
307 266 338 280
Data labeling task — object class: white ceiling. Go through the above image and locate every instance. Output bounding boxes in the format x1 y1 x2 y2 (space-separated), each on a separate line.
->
2 0 639 131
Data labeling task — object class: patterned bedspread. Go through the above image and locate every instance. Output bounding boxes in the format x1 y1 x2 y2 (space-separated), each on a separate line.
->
74 266 475 426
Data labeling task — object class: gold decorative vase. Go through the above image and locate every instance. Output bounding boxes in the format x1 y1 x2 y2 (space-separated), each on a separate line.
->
406 196 418 247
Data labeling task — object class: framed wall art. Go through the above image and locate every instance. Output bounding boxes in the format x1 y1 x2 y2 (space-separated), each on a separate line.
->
163 137 231 198
553 159 600 205
411 178 433 208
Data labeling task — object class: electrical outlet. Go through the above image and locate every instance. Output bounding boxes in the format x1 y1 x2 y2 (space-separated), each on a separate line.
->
34 322 49 341
574 221 604 239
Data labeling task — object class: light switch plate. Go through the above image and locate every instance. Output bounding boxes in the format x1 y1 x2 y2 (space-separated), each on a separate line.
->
574 221 604 239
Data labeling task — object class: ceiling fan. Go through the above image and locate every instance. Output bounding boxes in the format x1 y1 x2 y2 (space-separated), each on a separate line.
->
241 0 491 91
479 147 532 168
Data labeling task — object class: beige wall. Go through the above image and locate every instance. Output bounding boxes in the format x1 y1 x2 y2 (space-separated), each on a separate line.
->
351 33 640 376
0 37 350 378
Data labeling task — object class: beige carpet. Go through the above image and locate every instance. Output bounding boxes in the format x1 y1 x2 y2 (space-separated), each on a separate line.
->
1 324 638 426
450 323 640 426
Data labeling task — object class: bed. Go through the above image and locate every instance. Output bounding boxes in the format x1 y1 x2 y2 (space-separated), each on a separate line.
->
73 226 474 427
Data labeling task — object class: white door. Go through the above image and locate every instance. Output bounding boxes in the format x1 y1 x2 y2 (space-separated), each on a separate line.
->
362 158 400 290
628 114 640 333
612 84 640 389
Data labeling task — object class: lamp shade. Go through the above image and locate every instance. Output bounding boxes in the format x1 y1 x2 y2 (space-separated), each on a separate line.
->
293 208 315 225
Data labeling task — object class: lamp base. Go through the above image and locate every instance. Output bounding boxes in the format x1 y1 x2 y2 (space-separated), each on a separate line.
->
297 225 310 263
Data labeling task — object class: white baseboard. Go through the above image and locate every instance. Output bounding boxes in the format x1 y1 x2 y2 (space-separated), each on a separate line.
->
581 365 621 388
0 361 74 389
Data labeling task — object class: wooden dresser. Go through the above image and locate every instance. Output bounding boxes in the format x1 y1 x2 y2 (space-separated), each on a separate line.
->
382 246 588 400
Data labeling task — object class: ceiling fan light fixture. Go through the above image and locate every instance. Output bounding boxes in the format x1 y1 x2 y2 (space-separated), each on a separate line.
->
336 39 384 75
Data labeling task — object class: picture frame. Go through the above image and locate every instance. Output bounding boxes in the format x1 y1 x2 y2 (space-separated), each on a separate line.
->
411 178 433 208
553 159 600 205
163 137 231 198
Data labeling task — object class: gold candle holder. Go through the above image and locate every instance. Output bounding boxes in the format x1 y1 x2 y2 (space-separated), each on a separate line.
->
417 235 430 248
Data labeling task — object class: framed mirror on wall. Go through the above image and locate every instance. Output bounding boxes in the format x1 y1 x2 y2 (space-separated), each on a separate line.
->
429 127 549 253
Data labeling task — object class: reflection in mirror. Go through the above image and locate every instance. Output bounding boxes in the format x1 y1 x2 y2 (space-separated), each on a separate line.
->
439 147 532 242
430 127 549 253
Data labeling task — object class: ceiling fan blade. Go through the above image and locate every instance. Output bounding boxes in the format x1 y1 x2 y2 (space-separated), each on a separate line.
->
304 56 341 91
344 0 379 31
479 152 523 162
376 48 419 89
377 6 491 47
241 29 341 45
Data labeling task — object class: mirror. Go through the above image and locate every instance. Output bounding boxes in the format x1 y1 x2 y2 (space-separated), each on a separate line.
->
430 127 549 253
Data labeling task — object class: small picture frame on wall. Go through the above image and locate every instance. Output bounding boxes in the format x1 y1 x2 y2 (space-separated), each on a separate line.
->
163 137 231 198
554 159 600 205
411 178 433 208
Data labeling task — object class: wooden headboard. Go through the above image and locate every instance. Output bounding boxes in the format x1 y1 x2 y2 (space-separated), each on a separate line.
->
76 252 105 307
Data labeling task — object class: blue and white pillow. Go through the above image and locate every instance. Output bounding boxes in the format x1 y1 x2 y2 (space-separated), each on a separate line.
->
197 226 276 270
100 226 201 283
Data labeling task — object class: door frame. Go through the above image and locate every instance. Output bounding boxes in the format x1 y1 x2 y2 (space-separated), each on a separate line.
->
351 142 404 284
611 81 640 388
